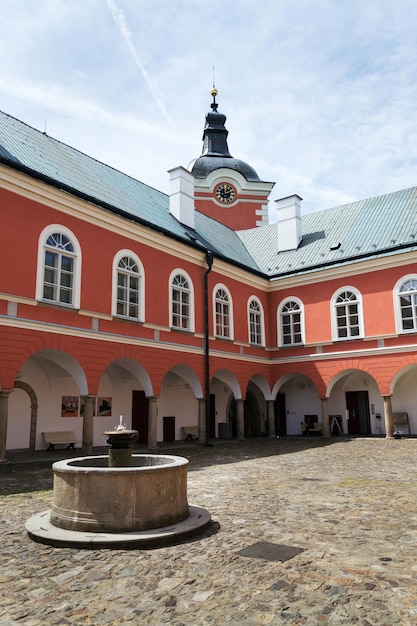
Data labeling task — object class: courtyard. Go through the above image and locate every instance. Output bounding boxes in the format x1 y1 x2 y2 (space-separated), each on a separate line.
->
0 437 416 625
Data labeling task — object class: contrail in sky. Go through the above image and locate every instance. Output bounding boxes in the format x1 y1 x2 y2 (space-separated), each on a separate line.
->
106 0 171 124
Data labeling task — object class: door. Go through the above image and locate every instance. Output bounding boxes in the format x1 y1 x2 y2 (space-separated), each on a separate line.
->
346 391 370 435
275 393 287 435
163 416 176 442
131 390 149 444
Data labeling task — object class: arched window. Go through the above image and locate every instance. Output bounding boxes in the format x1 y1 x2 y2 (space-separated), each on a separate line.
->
214 286 233 339
113 251 144 321
332 288 363 340
248 298 264 345
279 298 304 346
171 272 193 331
37 226 81 307
396 276 417 332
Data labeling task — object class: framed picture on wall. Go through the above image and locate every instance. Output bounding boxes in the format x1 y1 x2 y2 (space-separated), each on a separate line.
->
61 396 79 417
97 397 112 416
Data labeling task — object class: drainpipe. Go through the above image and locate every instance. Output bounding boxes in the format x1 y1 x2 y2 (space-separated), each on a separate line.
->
204 250 214 446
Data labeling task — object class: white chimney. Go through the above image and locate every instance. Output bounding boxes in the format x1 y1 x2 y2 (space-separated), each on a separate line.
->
275 194 302 252
168 166 195 229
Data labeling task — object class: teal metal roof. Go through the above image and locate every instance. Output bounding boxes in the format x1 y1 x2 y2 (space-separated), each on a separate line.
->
238 187 417 277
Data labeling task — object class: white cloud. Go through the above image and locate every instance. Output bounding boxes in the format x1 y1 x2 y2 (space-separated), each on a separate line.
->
1 0 417 214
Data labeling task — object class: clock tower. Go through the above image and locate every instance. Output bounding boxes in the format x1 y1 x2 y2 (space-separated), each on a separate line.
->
191 88 274 231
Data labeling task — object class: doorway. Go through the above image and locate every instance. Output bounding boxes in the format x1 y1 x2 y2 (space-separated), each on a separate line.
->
275 393 286 435
345 391 370 435
163 416 176 442
131 390 149 444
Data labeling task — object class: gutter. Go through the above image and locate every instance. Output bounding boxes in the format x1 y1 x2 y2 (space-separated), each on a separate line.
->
204 251 214 446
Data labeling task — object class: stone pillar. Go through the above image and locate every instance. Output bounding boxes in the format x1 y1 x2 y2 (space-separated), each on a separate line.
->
320 397 331 438
236 399 245 440
267 400 276 438
82 395 95 455
383 395 394 438
198 398 206 444
0 390 12 463
147 396 158 450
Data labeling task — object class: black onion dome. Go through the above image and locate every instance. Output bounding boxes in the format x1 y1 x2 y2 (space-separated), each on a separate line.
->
192 156 260 181
191 88 260 182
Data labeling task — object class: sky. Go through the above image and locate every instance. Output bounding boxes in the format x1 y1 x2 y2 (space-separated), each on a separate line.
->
1 0 417 218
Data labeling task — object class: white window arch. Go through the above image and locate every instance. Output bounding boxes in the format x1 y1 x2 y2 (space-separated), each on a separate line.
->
278 296 305 346
247 297 265 346
169 269 195 331
36 224 81 308
213 283 234 339
112 250 145 321
331 287 364 340
394 274 417 333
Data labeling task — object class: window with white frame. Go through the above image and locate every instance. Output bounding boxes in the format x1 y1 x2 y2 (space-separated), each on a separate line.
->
248 298 264 345
332 288 363 339
115 255 141 319
42 231 77 305
214 287 232 338
397 277 417 332
171 273 191 330
280 299 303 345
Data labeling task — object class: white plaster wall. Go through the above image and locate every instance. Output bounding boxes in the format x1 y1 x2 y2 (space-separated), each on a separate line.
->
282 378 321 435
6 387 31 450
392 368 417 434
94 372 150 446
210 380 231 434
8 359 83 450
157 378 199 441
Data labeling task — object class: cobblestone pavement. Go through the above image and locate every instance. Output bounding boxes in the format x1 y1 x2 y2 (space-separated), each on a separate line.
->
1 437 417 625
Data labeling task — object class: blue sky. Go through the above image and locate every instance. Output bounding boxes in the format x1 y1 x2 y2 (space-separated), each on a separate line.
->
1 0 417 216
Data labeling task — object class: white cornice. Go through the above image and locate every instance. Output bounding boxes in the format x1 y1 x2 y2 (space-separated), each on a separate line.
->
271 342 417 364
194 168 275 195
0 316 270 364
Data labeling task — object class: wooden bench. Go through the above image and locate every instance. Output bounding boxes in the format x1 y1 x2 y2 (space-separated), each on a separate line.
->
301 421 323 436
181 426 198 441
42 431 78 451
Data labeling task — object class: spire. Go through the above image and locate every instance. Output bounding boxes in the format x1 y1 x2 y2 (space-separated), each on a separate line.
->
191 86 260 182
201 86 232 157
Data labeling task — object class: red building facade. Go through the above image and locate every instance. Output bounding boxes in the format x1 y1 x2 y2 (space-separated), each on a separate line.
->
0 91 416 458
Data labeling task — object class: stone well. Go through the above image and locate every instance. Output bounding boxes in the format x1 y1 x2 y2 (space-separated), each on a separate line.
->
50 454 189 533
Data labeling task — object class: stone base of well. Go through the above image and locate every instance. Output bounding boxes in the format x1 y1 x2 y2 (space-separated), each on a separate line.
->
26 453 212 548
26 505 211 549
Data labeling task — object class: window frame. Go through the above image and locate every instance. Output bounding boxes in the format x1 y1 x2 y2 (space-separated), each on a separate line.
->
169 269 195 332
394 274 417 334
278 296 305 347
36 225 81 308
213 283 234 340
247 296 265 346
112 250 145 321
331 286 364 341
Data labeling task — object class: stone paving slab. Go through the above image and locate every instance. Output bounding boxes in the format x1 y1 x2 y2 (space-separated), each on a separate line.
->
1 437 417 625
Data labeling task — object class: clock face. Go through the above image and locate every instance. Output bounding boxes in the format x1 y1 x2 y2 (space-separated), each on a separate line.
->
215 183 236 204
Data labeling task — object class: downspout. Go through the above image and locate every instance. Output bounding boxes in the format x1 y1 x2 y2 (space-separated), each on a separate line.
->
204 250 214 446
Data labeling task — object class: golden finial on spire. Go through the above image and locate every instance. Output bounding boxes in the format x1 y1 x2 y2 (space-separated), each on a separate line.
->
211 67 218 98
